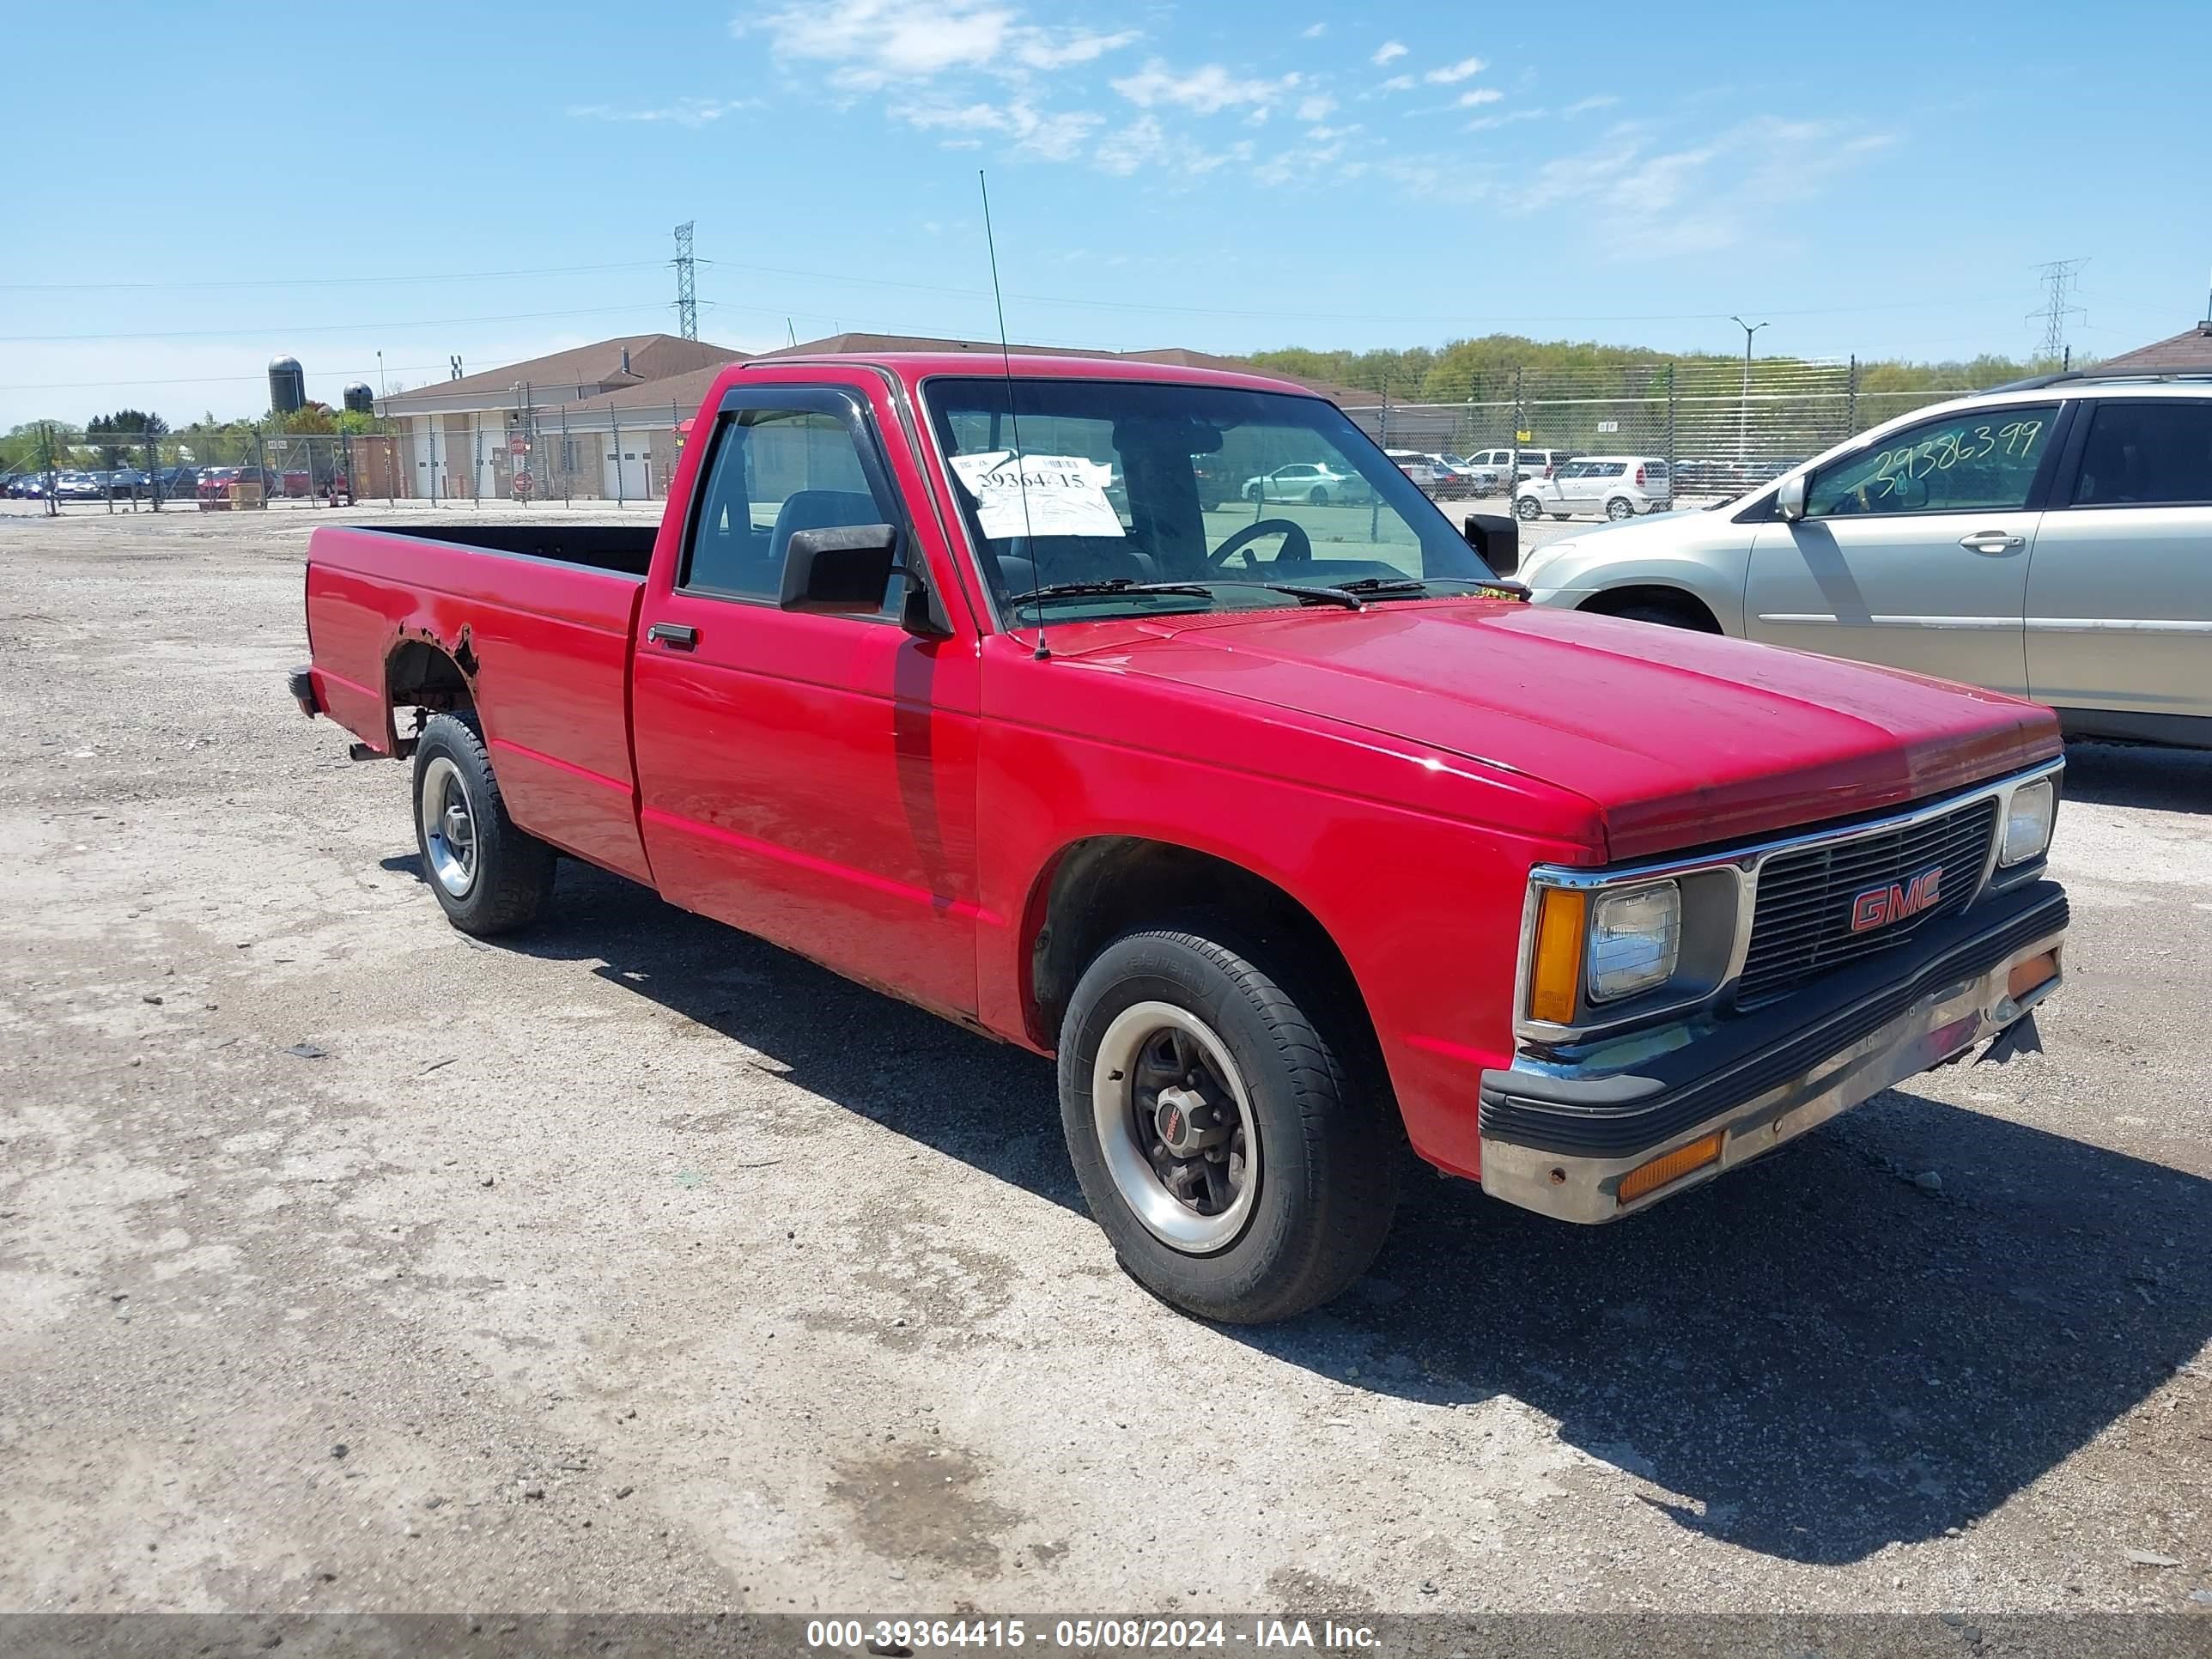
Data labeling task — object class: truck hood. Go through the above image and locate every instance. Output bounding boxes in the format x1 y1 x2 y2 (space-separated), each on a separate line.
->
1063 601 2057 861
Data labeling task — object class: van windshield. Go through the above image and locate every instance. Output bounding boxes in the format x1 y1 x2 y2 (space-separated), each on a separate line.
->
921 377 1498 623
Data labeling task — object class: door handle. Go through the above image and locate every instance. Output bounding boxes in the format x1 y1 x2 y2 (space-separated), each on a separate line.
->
1959 531 2026 554
646 622 698 650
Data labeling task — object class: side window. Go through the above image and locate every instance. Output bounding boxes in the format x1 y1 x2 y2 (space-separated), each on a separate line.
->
1807 405 2057 518
2070 401 2212 507
683 405 896 611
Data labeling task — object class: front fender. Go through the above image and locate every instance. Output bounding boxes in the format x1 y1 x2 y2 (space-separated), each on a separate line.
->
1527 540 1752 635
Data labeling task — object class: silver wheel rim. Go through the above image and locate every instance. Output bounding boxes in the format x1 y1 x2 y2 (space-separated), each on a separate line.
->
1608 498 1632 520
418 756 478 898
1091 1001 1260 1254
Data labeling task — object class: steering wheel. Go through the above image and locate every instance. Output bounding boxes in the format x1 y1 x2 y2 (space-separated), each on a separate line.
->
1209 517 1313 570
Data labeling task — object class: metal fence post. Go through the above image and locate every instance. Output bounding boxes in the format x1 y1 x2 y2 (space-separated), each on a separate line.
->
1665 362 1677 478
1846 355 1859 441
561 407 572 507
471 413 482 509
613 410 625 507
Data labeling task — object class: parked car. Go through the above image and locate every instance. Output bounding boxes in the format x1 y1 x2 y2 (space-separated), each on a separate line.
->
1240 460 1371 505
1465 446 1577 483
197 465 281 502
1193 456 1231 511
55 471 104 501
1515 372 2212 749
5 473 46 499
288 349 2069 1324
155 465 199 497
1515 456 1674 522
1384 450 1458 495
103 467 149 498
1435 453 1498 495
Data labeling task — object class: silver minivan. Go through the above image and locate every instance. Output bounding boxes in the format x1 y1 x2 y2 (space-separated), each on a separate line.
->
1513 374 2212 748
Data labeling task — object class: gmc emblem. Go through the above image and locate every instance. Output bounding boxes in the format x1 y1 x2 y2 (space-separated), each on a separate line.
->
1850 866 1943 933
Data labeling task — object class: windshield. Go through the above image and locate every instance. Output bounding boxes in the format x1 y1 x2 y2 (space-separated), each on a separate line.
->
922 377 1497 623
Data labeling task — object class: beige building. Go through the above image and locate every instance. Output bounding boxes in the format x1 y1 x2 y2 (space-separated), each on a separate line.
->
374 331 1365 503
375 334 742 501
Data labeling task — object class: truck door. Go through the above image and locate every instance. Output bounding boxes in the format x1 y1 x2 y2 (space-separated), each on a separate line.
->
1742 401 2062 696
629 379 982 1018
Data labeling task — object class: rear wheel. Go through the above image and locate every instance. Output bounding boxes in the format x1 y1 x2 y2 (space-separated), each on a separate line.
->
1606 496 1636 521
1308 486 1329 506
1058 918 1398 1323
410 712 556 936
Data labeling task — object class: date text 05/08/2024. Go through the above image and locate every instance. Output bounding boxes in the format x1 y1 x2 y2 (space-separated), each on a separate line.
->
805 1618 1382 1651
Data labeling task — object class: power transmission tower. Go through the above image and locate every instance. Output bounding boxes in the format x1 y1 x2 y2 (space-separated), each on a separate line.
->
673 222 697 340
2027 258 2087 364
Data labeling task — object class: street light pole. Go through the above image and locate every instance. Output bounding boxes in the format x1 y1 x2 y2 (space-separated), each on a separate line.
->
1729 314 1768 464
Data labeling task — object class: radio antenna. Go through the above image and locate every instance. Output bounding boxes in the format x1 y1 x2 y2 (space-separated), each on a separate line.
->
979 169 1047 660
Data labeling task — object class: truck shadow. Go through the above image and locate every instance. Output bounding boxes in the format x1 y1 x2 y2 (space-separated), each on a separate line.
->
398 853 2209 1570
2059 738 2212 816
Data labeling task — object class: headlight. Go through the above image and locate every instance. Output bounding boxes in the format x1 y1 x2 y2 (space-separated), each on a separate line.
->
2000 778 2056 866
1586 881 1681 1003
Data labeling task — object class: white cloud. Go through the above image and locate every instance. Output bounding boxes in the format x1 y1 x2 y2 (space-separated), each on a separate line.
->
1015 27 1139 70
1096 113 1170 174
1455 88 1502 107
1296 93 1336 122
566 97 759 126
893 98 1103 160
1111 59 1299 115
1300 21 1326 37
1425 56 1486 84
741 0 1136 89
1496 115 1896 256
1378 73 1414 92
1371 40 1407 65
1468 106 1544 131
1562 94 1619 116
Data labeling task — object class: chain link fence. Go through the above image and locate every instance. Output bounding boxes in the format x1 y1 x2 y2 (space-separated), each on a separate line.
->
5 358 2001 518
1334 358 1986 504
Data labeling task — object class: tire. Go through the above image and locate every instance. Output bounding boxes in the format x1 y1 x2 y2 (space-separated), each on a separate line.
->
1058 916 1399 1323
1606 496 1635 521
1244 483 1262 503
410 711 556 936
1514 495 1540 521
1308 486 1328 506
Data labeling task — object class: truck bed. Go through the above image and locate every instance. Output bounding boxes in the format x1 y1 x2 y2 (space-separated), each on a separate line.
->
302 523 654 882
359 522 660 578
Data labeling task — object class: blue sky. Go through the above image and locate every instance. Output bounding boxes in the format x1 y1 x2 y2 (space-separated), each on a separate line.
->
3 0 2206 427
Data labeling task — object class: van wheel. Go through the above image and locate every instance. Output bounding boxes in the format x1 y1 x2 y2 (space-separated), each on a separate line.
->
1514 495 1540 521
410 712 556 936
1058 917 1398 1323
1607 496 1636 521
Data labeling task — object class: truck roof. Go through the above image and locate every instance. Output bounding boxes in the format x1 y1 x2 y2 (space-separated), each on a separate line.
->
725 350 1323 398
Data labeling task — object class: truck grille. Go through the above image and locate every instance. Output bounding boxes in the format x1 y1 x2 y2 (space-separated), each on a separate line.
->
1735 797 2000 1005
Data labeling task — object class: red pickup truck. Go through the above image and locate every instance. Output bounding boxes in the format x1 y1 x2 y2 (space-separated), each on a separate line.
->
290 351 2069 1322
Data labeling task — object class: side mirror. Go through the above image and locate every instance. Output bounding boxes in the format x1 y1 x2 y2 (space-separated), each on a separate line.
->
1462 512 1519 577
780 523 901 615
1775 472 1808 523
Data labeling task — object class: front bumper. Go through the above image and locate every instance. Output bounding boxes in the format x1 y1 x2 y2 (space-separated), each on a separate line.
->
1479 881 2067 1222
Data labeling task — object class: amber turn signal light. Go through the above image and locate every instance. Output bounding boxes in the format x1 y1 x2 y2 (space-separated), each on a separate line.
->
1617 1131 1723 1206
1528 889 1588 1024
2007 951 2057 1002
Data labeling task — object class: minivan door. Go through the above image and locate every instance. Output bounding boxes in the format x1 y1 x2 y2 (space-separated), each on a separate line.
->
2027 397 2212 725
1742 402 2063 696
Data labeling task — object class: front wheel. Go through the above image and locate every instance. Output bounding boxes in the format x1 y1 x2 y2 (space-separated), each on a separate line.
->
1244 483 1262 503
1058 920 1398 1323
410 712 556 936
1514 495 1540 521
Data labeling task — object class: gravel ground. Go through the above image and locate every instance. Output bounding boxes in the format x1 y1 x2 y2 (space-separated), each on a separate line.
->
1 499 2208 1618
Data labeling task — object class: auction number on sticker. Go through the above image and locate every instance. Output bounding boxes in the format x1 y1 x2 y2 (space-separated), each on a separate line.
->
1859 418 2044 500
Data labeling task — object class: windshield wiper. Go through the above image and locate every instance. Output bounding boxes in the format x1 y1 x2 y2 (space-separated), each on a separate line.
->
1209 580 1365 611
1005 579 1214 605
1005 577 1365 611
1330 574 1532 601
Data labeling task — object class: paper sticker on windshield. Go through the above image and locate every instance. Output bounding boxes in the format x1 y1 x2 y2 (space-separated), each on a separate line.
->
947 451 1126 540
